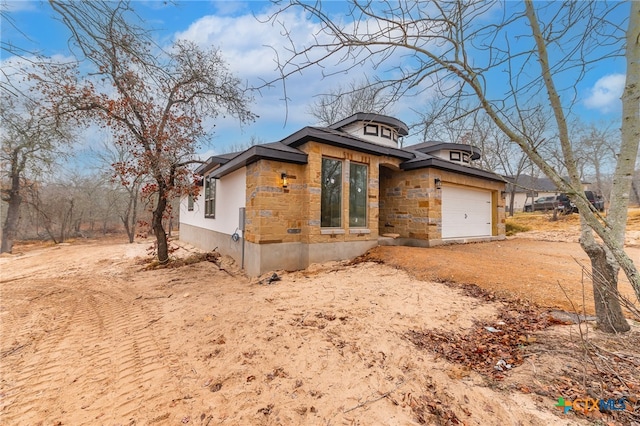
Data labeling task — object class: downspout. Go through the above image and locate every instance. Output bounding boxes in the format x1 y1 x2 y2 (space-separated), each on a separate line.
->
241 231 245 270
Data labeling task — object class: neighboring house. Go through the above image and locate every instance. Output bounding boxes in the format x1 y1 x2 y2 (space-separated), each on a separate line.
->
504 175 590 212
180 113 506 276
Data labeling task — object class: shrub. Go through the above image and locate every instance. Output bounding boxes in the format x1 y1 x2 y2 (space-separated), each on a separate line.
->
505 222 531 236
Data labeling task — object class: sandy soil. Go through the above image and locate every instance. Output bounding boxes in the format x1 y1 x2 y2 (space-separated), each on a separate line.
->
0 232 638 425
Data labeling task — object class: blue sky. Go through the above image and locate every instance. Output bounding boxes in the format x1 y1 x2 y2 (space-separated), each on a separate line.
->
1 0 628 166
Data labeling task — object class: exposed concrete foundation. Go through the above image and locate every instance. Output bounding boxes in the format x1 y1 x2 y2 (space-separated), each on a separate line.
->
244 239 379 277
181 223 503 277
378 235 505 247
181 225 378 277
179 223 244 266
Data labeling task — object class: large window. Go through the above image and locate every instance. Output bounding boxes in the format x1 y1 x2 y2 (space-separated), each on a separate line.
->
321 158 342 227
349 163 367 227
204 175 216 218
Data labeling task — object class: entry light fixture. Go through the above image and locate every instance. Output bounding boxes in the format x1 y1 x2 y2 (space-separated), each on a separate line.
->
434 177 442 190
281 173 289 189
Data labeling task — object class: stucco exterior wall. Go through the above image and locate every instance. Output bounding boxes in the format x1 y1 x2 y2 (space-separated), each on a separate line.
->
179 166 246 236
179 223 244 265
179 166 247 265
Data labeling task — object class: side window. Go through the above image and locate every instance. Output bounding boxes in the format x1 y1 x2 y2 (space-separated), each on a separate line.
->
187 194 194 211
204 176 216 218
321 158 342 227
349 163 367 227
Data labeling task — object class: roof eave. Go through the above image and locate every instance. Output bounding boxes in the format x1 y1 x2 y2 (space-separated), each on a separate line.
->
284 127 414 160
209 145 308 178
401 157 505 183
195 156 233 175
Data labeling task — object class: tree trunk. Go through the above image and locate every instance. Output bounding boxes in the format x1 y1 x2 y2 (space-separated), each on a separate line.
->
129 188 138 244
121 185 138 244
1 188 22 253
152 193 169 263
508 188 516 216
1 159 24 253
582 241 631 333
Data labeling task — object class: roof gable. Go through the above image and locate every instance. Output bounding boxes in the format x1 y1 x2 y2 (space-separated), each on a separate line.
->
328 112 409 136
198 115 502 184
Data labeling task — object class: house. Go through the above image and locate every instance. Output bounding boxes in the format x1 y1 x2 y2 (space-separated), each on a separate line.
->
504 175 591 212
179 113 506 276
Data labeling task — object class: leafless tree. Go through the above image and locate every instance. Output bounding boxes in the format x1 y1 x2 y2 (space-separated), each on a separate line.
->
307 79 394 126
574 122 619 199
93 140 146 243
269 0 639 332
39 0 255 263
0 89 71 252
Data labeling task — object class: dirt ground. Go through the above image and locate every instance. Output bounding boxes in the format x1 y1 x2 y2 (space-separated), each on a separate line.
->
1 222 639 425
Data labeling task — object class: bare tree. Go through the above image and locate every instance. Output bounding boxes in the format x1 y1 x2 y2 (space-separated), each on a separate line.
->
0 90 71 252
93 140 145 243
25 180 78 244
307 79 394 126
574 122 619 198
38 0 255 263
270 0 639 332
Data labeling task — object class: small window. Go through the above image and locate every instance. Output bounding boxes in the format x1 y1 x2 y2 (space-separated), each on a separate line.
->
462 153 470 163
381 126 392 139
204 175 216 218
349 163 367 227
321 158 342 227
450 151 461 161
364 124 379 136
187 194 194 211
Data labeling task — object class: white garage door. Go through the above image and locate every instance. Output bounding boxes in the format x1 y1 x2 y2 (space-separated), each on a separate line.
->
441 185 492 239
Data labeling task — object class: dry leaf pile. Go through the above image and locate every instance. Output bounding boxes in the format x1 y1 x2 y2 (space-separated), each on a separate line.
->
405 300 562 379
405 282 640 425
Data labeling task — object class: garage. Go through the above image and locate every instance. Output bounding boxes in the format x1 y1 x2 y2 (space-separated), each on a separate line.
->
441 185 492 239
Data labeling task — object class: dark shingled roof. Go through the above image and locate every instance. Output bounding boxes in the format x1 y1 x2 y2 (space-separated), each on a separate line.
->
197 114 503 184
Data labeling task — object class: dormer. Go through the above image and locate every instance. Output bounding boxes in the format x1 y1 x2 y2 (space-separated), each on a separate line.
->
329 113 409 148
408 141 481 166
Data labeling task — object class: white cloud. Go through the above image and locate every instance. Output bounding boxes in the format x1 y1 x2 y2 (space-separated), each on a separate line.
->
173 8 365 144
584 74 625 113
173 5 448 151
174 9 328 81
0 0 37 12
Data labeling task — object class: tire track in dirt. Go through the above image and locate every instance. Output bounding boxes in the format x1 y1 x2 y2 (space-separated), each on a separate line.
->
0 274 179 425
0 282 83 424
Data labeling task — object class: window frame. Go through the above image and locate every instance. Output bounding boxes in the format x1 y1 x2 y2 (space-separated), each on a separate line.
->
321 157 343 228
364 124 379 136
204 175 216 218
349 162 368 227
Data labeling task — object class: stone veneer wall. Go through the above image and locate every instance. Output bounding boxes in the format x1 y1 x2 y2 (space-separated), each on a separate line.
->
379 167 505 242
243 142 404 275
240 142 504 275
379 167 440 240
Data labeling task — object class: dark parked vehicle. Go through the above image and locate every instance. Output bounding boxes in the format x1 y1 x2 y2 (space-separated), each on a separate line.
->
523 196 564 212
562 190 605 213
